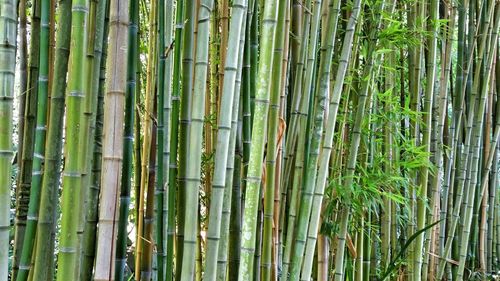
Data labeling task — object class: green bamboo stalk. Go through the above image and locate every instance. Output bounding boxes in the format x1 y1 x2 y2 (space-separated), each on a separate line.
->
79 0 109 278
289 0 342 278
179 0 214 278
0 0 17 278
156 0 173 275
17 0 28 186
228 3 256 279
438 1 457 262
406 1 424 275
13 1 40 275
300 1 360 279
414 0 438 279
204 0 247 278
141 93 158 281
238 0 279 278
176 2 196 277
55 0 89 277
488 80 500 273
282 0 311 190
281 0 313 275
115 0 137 279
30 0 71 279
133 44 141 243
333 2 391 280
261 0 287 279
298 1 341 278
216 17 248 280
425 4 455 279
135 1 158 278
275 5 290 274
166 0 183 279
437 1 494 278
15 0 49 277
457 7 500 278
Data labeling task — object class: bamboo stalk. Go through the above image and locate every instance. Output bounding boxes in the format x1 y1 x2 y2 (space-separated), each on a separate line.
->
93 0 129 277
261 0 287 279
30 0 71 278
55 0 89 276
115 0 138 279
176 2 196 277
79 0 109 278
0 0 17 278
238 0 279 278
204 0 247 278
135 0 158 278
13 1 40 276
15 0 50 277
166 1 184 279
179 0 214 278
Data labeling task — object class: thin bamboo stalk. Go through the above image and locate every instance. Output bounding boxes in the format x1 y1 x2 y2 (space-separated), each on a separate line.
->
156 0 173 277
141 93 158 280
15 0 50 277
414 0 438 279
93 0 129 277
229 3 256 279
304 1 361 279
0 0 17 278
204 0 247 278
166 0 184 279
179 0 214 278
261 0 287 279
13 1 40 275
30 0 71 278
115 0 138 279
17 0 28 184
175 2 196 277
79 1 109 278
299 1 341 279
135 0 158 278
238 0 279 278
333 2 392 280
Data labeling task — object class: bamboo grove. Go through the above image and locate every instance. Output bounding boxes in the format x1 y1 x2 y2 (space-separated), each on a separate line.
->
1 0 500 280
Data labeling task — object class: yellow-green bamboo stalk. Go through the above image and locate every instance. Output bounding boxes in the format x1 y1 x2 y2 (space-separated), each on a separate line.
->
55 0 89 277
135 0 157 278
238 0 279 278
30 0 72 278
